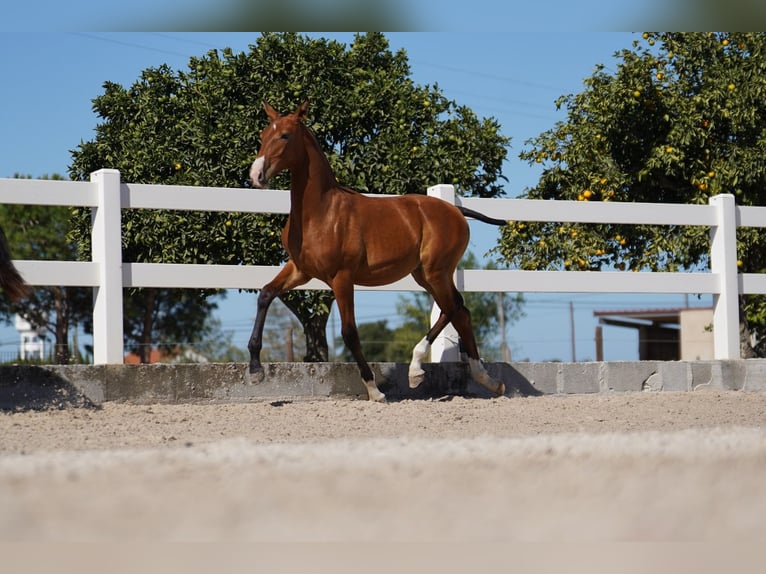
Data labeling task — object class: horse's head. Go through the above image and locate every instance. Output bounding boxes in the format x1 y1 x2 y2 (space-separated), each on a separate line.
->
249 100 309 189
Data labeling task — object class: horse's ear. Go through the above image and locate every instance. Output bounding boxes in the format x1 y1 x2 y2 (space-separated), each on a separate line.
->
263 101 279 121
296 99 309 120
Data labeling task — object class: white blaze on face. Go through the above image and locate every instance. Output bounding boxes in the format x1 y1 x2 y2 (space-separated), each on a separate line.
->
250 156 266 187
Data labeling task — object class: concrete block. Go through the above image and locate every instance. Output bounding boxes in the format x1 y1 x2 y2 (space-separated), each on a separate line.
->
600 361 659 392
0 365 98 410
690 361 715 391
1 358 764 409
256 362 341 398
690 361 744 391
642 372 663 392
395 361 475 399
48 365 106 404
717 361 746 391
174 363 248 401
247 361 504 401
374 362 451 400
657 362 691 392
105 364 175 403
502 362 558 395
559 362 600 394
327 363 371 397
375 363 411 399
744 359 766 391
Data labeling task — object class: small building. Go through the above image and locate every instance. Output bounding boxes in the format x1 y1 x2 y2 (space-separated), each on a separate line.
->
14 314 46 361
124 348 168 364
594 307 714 361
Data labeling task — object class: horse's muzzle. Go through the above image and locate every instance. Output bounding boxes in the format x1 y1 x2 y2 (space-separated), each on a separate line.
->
249 156 268 189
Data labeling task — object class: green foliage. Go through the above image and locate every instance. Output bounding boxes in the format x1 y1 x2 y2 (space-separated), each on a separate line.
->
495 33 766 351
259 298 306 362
121 287 219 361
68 33 511 360
171 316 249 363
0 174 92 363
335 320 397 362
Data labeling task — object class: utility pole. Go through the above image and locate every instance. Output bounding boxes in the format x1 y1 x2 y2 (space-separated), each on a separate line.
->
569 301 576 362
496 292 511 362
285 327 294 362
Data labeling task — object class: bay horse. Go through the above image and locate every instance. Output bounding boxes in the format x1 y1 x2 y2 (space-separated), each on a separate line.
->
0 226 29 302
248 100 507 402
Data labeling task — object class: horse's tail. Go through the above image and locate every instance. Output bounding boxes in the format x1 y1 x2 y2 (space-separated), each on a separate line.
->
458 206 508 227
0 226 30 302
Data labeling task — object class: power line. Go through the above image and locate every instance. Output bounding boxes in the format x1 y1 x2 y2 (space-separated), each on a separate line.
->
70 33 191 59
149 32 230 50
410 60 568 93
74 32 567 126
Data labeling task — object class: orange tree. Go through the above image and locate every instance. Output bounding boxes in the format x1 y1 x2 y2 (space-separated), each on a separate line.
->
495 32 766 355
69 32 510 362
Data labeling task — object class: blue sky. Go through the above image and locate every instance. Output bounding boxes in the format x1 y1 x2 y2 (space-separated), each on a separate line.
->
0 32 712 361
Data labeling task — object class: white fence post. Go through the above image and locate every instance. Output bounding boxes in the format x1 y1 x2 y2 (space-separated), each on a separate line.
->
427 184 461 362
709 193 740 359
90 169 124 364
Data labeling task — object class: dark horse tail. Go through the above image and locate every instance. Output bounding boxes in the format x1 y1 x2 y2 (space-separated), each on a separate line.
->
458 206 507 227
0 226 30 302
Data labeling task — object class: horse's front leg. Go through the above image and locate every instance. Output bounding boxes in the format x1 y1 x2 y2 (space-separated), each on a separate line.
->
247 261 309 382
332 274 386 402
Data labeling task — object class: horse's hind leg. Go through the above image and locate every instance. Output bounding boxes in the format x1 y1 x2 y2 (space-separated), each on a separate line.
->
408 310 450 388
247 261 309 382
452 303 505 396
409 267 477 389
408 268 451 388
428 278 505 396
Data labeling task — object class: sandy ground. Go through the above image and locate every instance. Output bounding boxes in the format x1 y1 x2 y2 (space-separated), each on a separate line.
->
1 391 766 543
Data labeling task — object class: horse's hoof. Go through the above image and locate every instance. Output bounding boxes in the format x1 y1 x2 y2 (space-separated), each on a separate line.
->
366 388 387 403
494 382 506 396
248 365 265 384
408 371 425 389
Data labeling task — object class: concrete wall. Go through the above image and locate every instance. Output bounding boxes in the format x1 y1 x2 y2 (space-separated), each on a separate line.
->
2 360 766 410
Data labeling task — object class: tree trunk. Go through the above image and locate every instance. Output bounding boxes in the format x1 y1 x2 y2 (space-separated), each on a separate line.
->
279 292 331 362
53 286 70 364
301 313 329 362
739 295 758 358
140 288 157 364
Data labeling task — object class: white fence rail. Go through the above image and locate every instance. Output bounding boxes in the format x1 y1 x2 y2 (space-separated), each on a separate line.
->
1 169 763 364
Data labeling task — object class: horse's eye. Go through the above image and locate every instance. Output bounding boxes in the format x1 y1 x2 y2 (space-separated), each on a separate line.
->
280 133 290 140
